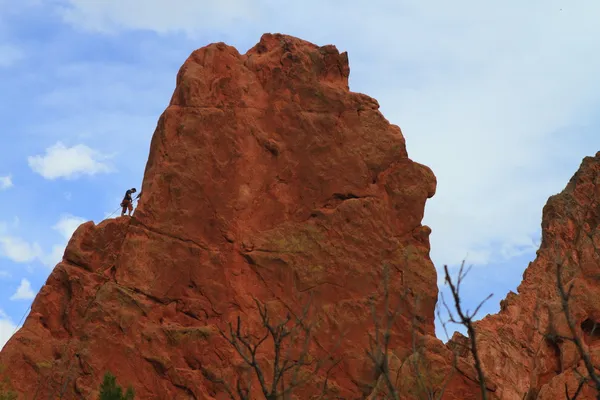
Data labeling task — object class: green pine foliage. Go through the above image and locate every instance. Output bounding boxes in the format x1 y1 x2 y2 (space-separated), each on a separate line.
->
98 371 134 400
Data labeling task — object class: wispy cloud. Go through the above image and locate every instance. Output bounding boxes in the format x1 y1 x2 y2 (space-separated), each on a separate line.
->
0 222 41 264
53 214 86 241
27 141 114 180
57 0 256 36
41 214 86 268
10 278 35 300
0 236 43 263
0 214 85 268
42 245 67 269
0 308 17 350
0 44 24 68
0 175 12 190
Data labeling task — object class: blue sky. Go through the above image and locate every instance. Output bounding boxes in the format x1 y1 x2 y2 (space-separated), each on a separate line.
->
1 0 600 348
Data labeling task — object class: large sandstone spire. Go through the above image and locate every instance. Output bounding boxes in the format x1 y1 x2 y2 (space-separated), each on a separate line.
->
0 33 439 399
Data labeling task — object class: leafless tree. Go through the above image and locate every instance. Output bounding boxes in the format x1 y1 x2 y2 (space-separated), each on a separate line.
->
441 261 493 400
203 294 340 400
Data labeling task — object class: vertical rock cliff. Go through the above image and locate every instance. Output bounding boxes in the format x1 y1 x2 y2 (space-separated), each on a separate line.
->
0 34 439 399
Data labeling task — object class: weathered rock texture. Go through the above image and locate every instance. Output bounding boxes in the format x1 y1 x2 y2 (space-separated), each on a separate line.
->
1 32 599 400
0 34 443 399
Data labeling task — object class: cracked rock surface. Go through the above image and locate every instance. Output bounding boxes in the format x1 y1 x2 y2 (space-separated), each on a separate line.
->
0 33 439 399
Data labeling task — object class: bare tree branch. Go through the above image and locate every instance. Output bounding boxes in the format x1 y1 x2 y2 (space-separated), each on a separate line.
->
564 374 588 400
207 293 340 399
442 261 492 400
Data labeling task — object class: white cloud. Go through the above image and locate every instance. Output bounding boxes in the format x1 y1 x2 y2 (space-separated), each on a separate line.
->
41 214 87 268
57 0 256 36
0 309 17 351
0 223 42 264
53 214 86 241
27 141 114 180
42 244 67 268
0 44 24 68
362 2 600 267
10 278 35 301
0 175 12 190
0 236 42 263
0 271 11 278
0 215 86 268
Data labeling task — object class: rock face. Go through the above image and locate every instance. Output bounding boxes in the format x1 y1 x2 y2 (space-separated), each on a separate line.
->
0 34 440 399
449 152 600 400
1 32 599 400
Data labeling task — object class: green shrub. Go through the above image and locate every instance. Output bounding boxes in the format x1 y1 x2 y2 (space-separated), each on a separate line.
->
98 371 134 400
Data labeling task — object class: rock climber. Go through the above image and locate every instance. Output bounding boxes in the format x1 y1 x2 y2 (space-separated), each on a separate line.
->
120 188 138 217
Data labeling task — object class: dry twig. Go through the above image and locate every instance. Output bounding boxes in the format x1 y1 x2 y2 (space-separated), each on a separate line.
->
207 294 339 399
441 261 492 400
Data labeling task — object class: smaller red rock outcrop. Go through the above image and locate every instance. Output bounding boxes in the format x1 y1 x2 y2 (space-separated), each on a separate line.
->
443 152 600 399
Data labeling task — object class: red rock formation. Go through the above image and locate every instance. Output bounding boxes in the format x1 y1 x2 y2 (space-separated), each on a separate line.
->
447 152 600 400
0 34 440 399
2 31 598 400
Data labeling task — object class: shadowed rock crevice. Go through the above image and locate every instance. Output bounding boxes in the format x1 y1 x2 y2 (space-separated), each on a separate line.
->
581 318 600 346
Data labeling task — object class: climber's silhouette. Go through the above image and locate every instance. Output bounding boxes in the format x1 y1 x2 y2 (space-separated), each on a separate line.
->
120 188 140 217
